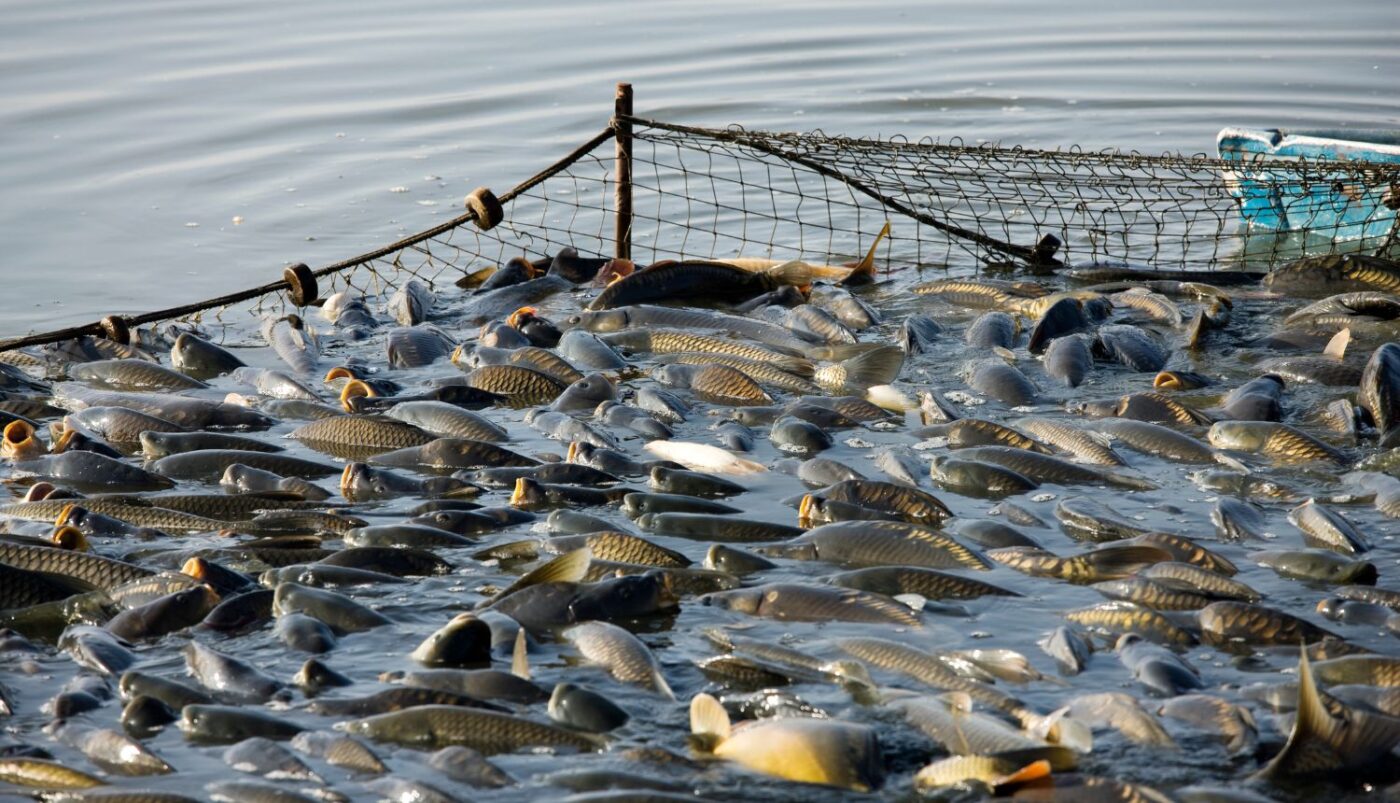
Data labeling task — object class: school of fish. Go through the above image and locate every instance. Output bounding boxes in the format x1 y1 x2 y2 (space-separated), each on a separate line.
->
0 230 1399 803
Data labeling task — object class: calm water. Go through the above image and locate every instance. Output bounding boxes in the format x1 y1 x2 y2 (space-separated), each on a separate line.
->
2 0 1398 333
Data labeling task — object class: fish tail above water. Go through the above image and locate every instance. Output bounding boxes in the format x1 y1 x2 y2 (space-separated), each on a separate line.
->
1254 646 1400 782
840 220 891 286
689 692 731 748
815 346 905 393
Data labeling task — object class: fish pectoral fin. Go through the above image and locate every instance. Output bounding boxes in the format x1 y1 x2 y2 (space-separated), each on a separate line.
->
478 546 592 609
689 692 731 743
993 758 1052 788
653 669 677 701
765 260 813 288
511 628 530 680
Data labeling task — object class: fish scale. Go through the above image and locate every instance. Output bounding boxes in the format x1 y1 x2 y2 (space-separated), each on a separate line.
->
0 543 152 591
657 353 820 393
1 498 225 531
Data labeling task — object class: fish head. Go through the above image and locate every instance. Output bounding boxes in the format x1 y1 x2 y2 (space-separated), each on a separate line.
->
650 364 689 388
338 380 376 413
510 478 547 509
699 588 763 615
50 524 88 552
2 419 44 461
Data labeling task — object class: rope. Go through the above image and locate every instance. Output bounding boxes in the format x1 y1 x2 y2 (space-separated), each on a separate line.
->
0 127 617 353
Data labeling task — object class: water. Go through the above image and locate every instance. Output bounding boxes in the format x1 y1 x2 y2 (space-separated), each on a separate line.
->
2 0 1398 332
1 4 1399 801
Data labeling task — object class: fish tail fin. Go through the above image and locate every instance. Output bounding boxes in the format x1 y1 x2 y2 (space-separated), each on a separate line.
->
833 345 905 392
772 355 816 377
995 759 1052 787
813 342 884 361
766 260 813 288
511 628 530 679
654 669 677 701
1105 471 1160 491
841 221 891 286
1323 327 1351 360
1212 452 1251 473
1255 645 1334 781
865 383 918 412
689 693 731 744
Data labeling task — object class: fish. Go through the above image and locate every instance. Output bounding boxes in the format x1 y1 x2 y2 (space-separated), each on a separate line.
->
564 621 674 698
757 519 990 570
688 692 883 791
343 705 599 754
1253 649 1400 781
642 440 766 474
1158 694 1257 755
702 583 922 627
590 260 810 310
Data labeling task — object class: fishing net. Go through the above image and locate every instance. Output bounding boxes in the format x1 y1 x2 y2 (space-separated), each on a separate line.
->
7 113 1400 349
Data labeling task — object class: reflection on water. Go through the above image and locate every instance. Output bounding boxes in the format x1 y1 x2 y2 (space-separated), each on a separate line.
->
0 0 1397 329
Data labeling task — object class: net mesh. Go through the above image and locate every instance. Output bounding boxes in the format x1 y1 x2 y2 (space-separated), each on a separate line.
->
357 116 1400 298
12 115 1400 345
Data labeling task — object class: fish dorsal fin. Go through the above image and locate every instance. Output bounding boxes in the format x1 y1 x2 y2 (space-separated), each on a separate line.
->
477 547 591 609
894 593 928 611
511 628 530 679
689 693 731 742
943 691 974 714
1323 328 1351 360
945 692 974 755
843 220 891 284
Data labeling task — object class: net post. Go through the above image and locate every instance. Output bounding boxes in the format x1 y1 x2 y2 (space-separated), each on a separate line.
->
614 82 633 261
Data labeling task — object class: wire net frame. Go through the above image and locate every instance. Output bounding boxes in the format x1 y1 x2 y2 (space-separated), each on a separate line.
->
354 114 1400 298
5 111 1399 350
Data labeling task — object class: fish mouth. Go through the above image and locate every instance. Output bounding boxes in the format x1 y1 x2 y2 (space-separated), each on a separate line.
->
182 557 208 581
25 481 56 502
450 344 468 367
55 503 82 528
48 423 79 454
507 307 537 330
339 463 362 492
566 441 580 463
338 379 375 412
51 525 87 551
509 477 530 507
798 494 818 523
325 365 358 383
1 420 41 460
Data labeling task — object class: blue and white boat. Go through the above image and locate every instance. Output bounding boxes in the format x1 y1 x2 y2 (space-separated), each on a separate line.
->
1217 127 1400 245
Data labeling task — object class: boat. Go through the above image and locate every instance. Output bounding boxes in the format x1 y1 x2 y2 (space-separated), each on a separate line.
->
1216 127 1400 244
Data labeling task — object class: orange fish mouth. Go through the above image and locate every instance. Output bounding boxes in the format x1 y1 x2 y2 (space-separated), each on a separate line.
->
182 556 207 581
509 477 530 507
339 379 376 412
339 463 359 491
566 441 580 462
55 503 82 529
797 494 817 523
507 307 538 330
51 525 87 551
325 366 357 383
1 420 40 460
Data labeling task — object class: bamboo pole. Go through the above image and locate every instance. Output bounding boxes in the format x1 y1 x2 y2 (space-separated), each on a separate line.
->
614 82 633 262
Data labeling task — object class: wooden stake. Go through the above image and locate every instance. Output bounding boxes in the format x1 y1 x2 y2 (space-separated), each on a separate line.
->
614 82 633 261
